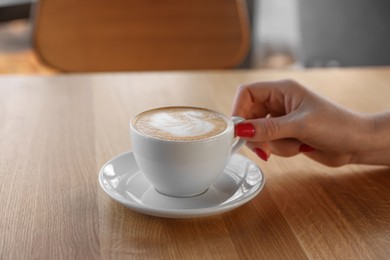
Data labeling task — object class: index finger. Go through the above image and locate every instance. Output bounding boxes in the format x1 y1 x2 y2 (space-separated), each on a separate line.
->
231 81 283 119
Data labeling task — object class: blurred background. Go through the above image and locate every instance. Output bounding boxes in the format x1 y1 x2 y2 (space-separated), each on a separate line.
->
0 0 389 74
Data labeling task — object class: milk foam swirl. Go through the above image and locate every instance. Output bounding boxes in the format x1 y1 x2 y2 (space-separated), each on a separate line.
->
149 111 214 137
134 107 228 141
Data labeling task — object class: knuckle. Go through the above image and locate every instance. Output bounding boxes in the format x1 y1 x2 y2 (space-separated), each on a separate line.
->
237 83 249 92
281 79 298 86
279 79 305 92
262 118 280 139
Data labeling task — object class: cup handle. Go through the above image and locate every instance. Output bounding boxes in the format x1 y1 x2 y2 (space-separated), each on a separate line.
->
231 116 246 154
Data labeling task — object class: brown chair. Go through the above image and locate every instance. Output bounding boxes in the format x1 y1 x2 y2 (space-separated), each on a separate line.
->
33 0 251 72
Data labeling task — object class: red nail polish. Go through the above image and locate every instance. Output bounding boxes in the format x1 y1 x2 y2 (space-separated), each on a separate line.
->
299 144 316 152
254 148 268 161
235 123 255 138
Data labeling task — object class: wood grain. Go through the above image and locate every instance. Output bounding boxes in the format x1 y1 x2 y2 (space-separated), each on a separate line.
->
0 67 389 259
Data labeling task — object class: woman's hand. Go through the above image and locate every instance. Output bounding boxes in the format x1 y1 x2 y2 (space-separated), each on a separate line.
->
232 80 390 166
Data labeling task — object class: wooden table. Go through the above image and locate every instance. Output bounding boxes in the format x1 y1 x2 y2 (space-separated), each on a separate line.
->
1 67 389 259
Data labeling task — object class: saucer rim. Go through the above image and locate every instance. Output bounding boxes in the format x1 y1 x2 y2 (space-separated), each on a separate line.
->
98 150 265 218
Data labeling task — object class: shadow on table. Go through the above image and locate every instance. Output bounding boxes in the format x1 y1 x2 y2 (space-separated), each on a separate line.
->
99 185 307 259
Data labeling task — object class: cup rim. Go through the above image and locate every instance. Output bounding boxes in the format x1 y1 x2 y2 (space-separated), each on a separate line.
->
130 106 234 143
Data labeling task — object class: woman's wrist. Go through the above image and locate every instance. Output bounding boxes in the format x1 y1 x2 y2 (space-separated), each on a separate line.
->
352 112 390 166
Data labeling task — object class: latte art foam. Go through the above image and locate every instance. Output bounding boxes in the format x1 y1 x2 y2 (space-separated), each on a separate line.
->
149 111 215 137
134 107 228 141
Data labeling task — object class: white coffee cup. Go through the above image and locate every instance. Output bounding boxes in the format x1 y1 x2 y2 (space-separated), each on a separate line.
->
130 106 245 197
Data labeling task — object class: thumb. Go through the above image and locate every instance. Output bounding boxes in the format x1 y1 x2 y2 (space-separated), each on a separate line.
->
236 115 296 142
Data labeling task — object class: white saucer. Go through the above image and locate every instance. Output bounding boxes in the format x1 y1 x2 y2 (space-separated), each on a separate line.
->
99 151 265 218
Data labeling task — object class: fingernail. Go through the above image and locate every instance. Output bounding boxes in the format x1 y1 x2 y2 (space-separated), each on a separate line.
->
254 148 268 161
235 123 255 138
299 144 316 152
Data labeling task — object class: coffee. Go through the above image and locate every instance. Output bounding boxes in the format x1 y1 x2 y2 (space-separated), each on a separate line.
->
133 107 228 141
